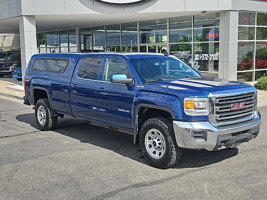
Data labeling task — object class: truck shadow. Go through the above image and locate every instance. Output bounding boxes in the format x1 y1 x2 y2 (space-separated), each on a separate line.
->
16 114 239 169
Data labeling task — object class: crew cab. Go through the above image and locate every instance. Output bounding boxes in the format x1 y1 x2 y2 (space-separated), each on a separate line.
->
24 53 261 168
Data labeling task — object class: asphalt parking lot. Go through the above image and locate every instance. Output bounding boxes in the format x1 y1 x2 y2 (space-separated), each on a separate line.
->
0 94 266 200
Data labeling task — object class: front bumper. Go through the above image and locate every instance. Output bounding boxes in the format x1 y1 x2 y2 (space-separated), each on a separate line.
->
0 69 12 75
173 111 261 151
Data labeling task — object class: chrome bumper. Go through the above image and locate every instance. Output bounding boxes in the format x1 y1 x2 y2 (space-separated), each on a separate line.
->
173 111 261 151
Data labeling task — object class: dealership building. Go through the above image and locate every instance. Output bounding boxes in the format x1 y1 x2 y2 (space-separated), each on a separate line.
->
0 0 267 81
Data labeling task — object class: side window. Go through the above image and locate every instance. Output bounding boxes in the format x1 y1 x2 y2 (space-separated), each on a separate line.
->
77 57 102 80
32 58 69 73
102 57 131 82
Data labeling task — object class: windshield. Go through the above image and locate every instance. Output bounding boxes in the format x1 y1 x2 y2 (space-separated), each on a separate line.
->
6 54 21 62
0 52 6 61
130 56 201 83
0 53 6 59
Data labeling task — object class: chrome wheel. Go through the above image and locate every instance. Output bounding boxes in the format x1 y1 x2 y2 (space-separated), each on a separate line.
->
145 128 166 159
37 105 46 126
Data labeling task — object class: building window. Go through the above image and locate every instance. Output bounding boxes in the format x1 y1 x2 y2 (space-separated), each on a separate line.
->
238 12 267 82
193 13 220 78
255 42 267 79
106 24 121 52
238 42 254 71
194 13 220 28
169 13 220 77
170 29 192 43
46 31 59 53
80 27 92 52
257 13 267 26
193 42 219 73
68 29 77 52
121 22 138 52
170 43 192 65
169 16 193 66
239 12 256 25
193 27 219 42
170 16 192 30
93 26 106 52
239 27 255 40
139 19 167 44
59 30 68 52
37 33 46 53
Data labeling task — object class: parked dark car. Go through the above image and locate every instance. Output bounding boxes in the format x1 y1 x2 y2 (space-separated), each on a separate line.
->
0 51 21 77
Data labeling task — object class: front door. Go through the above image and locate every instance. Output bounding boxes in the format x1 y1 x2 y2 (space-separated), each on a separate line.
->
97 56 135 131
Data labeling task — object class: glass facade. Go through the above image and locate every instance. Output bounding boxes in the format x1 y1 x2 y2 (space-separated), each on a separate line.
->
37 14 220 77
38 30 77 53
169 13 220 77
238 12 267 82
36 12 266 80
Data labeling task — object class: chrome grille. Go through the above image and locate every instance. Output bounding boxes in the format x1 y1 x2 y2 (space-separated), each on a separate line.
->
210 91 257 126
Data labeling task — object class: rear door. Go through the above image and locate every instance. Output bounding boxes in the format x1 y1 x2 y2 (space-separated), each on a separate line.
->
70 55 103 120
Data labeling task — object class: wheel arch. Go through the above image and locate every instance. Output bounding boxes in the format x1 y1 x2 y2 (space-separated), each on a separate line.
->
133 104 175 144
33 87 50 106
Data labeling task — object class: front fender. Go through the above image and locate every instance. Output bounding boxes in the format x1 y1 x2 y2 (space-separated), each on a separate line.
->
133 91 183 119
132 91 182 144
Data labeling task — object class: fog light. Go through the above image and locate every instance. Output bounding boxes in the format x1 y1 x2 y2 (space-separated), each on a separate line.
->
192 131 207 141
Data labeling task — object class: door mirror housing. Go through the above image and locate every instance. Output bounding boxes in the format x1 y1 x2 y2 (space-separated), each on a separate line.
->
110 74 134 85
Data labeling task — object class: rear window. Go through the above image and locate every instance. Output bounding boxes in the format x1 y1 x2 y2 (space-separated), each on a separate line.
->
32 58 69 73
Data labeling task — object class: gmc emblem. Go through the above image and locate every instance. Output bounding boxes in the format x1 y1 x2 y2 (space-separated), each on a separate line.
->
231 103 245 111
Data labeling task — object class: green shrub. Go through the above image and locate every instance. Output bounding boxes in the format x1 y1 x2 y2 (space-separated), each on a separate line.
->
254 74 267 91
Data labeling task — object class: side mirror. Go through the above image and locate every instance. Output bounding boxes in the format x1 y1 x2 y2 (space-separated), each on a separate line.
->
110 74 134 85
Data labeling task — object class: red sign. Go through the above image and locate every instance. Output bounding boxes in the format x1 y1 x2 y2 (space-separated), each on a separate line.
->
206 31 219 40
241 16 250 22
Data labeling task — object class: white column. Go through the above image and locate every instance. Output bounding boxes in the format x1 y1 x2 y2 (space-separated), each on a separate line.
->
219 11 239 81
19 15 37 80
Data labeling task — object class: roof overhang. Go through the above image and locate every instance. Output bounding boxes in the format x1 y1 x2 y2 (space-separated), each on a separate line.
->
0 11 199 34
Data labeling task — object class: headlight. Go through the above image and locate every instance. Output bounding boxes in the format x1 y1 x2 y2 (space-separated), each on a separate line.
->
184 97 209 116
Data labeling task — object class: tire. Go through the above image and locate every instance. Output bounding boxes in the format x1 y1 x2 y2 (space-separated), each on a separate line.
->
140 117 182 169
35 98 57 131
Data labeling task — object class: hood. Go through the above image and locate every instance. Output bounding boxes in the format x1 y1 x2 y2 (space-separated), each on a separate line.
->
139 77 255 98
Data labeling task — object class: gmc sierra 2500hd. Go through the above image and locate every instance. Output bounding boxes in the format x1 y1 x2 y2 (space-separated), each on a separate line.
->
24 53 261 168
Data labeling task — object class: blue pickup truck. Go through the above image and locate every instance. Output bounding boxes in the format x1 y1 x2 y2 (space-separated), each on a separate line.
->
24 53 261 168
